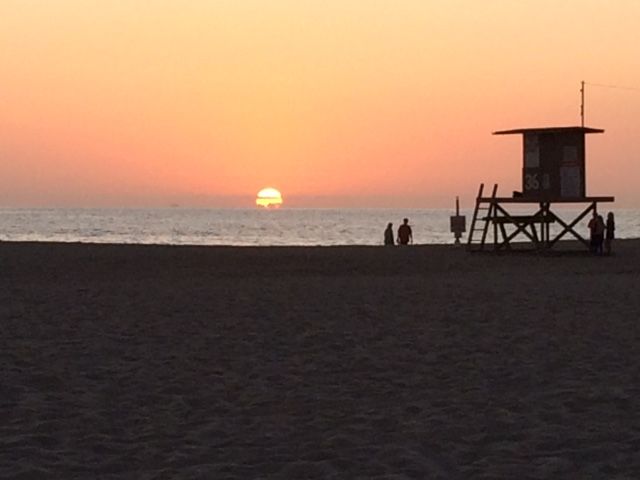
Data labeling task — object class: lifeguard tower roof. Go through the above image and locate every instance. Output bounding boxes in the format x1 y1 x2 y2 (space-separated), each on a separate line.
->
493 126 604 135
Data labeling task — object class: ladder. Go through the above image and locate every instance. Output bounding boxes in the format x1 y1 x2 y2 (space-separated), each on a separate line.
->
467 183 498 251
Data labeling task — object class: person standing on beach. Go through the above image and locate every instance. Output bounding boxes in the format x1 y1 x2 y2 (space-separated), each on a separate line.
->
588 211 599 254
588 214 605 255
595 214 605 255
605 212 615 255
384 223 394 246
397 218 413 245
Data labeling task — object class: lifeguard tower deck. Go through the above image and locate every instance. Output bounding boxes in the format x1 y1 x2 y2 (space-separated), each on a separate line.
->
468 126 614 251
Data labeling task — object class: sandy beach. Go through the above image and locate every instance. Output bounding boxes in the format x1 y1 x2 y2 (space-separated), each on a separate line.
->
2 240 640 479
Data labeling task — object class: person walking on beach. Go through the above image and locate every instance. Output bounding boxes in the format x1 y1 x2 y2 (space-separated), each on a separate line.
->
397 218 413 245
605 212 615 255
384 223 394 246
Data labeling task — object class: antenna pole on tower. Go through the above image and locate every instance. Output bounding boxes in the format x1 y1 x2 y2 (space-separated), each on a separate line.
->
580 80 585 127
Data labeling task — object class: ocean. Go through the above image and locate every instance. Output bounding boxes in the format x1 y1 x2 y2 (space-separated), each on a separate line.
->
0 207 638 246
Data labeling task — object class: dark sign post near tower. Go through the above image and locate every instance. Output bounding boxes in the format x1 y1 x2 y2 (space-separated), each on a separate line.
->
467 125 614 251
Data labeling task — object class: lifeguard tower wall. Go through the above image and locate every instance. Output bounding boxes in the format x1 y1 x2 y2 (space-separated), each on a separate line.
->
494 126 604 200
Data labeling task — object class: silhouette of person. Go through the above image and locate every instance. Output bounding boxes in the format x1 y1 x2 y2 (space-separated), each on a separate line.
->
595 214 605 255
384 223 394 246
605 212 615 255
588 213 605 255
397 218 413 245
588 211 599 254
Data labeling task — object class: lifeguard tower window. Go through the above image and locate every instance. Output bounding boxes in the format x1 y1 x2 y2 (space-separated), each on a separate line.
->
494 126 604 200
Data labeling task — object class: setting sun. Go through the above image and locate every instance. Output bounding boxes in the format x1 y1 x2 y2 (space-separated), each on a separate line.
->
256 187 283 209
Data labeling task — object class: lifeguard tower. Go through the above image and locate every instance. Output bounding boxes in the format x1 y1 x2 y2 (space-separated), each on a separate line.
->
467 126 614 251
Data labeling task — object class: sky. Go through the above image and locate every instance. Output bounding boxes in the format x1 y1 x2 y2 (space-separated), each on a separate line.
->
1 0 640 208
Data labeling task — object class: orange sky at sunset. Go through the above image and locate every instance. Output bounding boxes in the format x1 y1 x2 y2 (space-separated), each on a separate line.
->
2 1 639 208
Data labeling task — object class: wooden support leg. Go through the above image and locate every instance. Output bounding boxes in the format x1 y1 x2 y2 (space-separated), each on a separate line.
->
541 202 550 247
548 202 595 248
498 223 510 250
530 223 540 248
494 204 543 249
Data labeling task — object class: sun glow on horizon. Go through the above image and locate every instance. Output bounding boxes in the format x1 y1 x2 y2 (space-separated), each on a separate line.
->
256 187 283 208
